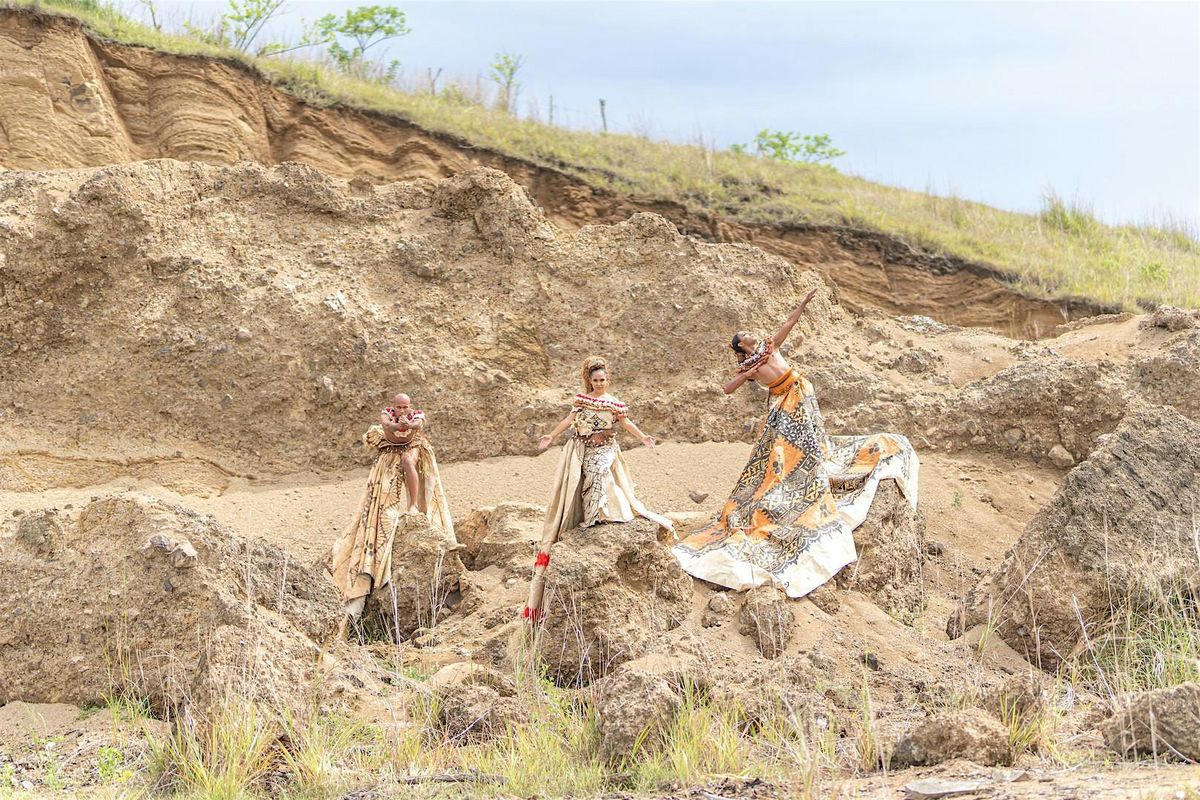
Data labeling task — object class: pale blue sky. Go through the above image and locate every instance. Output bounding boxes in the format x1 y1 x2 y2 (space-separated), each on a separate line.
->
147 1 1200 227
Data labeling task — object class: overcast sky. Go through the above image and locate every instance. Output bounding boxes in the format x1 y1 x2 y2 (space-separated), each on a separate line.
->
146 1 1200 228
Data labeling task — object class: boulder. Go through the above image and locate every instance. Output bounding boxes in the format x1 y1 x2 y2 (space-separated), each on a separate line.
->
594 666 680 762
833 480 926 620
430 662 522 743
453 502 541 574
953 405 1200 668
362 515 466 639
737 586 795 659
1099 683 1200 762
891 708 1012 767
0 495 339 719
536 519 692 685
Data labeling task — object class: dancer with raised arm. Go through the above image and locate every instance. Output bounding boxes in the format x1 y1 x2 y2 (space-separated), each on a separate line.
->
523 357 673 620
673 288 919 598
327 393 456 620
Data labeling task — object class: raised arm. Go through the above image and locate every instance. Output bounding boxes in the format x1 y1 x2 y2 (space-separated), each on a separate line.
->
771 288 819 350
538 412 576 451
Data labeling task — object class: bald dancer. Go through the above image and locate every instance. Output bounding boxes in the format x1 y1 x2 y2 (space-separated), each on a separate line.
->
326 392 456 618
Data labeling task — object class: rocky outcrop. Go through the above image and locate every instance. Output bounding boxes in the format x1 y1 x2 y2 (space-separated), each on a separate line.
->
1100 683 1200 762
952 405 1200 668
0 495 340 718
0 159 836 475
536 519 692 685
833 480 926 621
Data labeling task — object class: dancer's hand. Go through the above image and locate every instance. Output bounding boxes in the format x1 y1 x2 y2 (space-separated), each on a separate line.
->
800 287 818 309
538 434 553 451
641 435 656 449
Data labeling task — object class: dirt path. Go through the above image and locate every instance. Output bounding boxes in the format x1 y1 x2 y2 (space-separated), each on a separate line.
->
0 442 1058 576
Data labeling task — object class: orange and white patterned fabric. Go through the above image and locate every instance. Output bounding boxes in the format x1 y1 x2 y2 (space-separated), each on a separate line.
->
673 370 919 598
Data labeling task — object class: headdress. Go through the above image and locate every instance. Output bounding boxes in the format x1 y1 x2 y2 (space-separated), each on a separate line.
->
580 356 608 392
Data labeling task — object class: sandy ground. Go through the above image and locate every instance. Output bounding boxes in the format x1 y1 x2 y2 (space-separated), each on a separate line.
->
0 441 1061 613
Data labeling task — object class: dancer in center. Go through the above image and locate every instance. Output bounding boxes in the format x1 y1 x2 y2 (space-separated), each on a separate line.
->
673 288 919 598
523 357 672 620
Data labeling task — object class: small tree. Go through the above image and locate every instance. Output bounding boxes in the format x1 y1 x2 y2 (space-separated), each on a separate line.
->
184 0 286 53
315 6 411 76
488 51 524 114
752 130 845 164
258 18 336 57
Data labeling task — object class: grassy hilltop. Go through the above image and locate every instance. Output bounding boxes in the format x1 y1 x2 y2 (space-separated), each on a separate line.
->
15 0 1199 310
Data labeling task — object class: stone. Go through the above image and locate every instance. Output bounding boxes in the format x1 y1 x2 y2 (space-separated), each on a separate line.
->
891 708 1012 767
738 586 794 659
1047 444 1074 468
595 667 680 762
1099 683 1200 762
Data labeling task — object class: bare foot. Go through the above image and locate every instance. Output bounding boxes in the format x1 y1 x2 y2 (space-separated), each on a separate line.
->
406 505 420 515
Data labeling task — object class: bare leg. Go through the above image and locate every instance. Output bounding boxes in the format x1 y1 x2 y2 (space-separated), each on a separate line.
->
400 450 421 514
415 473 427 513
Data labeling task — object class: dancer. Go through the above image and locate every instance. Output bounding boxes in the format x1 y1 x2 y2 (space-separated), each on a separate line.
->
523 357 672 620
673 289 919 598
326 393 456 618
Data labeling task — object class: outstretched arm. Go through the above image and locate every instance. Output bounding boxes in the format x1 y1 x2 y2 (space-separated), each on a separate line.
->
620 416 657 448
771 288 819 349
380 409 405 435
538 412 575 451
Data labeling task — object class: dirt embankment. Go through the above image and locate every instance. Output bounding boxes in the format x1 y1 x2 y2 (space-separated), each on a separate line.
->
2 157 1195 483
0 8 1112 336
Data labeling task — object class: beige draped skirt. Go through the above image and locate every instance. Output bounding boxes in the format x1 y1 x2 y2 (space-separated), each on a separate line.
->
542 438 672 540
326 439 455 610
524 437 672 620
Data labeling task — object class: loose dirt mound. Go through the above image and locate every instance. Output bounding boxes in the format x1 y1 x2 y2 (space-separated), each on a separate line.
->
2 160 1193 488
0 495 342 718
0 160 835 472
0 8 1113 335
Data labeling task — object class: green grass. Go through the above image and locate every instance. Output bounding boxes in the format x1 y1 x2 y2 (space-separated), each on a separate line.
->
1070 586 1200 698
9 0 1200 309
128 678 844 799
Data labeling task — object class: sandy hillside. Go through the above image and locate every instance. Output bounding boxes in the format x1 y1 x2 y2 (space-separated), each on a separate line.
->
0 6 1198 797
0 8 1114 337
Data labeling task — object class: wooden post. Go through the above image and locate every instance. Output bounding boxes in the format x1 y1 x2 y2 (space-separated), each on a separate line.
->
599 98 607 133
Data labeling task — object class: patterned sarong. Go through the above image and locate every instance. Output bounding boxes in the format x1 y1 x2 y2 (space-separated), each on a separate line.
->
672 370 919 598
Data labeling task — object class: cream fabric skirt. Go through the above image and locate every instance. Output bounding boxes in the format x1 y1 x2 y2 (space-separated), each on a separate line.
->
541 438 672 540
